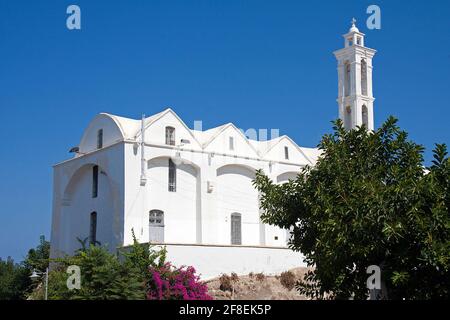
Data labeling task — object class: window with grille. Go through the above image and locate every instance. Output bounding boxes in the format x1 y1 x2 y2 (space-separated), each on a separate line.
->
165 126 175 146
149 210 164 226
231 213 242 245
149 210 164 243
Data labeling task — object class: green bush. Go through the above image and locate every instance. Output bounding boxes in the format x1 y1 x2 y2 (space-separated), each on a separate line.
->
42 230 165 300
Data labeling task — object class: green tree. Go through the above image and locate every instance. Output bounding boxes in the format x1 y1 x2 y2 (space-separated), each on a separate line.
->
0 257 30 300
253 117 450 299
24 235 50 273
0 236 50 300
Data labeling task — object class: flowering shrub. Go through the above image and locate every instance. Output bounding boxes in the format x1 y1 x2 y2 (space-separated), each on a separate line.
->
147 262 212 300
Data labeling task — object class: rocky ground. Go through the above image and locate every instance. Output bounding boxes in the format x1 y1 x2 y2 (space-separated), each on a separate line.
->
205 267 313 300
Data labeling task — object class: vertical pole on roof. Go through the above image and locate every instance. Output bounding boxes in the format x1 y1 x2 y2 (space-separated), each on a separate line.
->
140 113 147 186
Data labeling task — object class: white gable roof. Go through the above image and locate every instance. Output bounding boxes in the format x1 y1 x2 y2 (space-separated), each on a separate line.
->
256 135 313 165
191 123 229 146
101 109 168 140
80 109 320 164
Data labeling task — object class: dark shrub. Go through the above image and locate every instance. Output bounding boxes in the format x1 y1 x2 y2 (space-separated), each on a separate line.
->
255 273 265 282
219 274 233 292
280 271 296 291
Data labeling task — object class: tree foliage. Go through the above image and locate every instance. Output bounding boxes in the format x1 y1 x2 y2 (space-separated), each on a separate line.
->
23 235 50 273
254 117 450 299
120 229 167 282
48 246 144 299
0 235 50 300
0 257 30 300
39 230 167 300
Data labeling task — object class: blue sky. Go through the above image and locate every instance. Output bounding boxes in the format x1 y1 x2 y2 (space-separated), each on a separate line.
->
0 0 449 261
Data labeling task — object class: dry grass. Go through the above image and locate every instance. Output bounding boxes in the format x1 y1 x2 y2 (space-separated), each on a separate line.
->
207 267 314 300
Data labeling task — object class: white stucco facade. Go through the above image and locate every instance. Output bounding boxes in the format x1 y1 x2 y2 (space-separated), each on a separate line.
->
50 108 319 278
50 21 375 279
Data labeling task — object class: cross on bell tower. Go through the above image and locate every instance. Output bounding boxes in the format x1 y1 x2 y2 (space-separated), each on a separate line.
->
333 19 377 130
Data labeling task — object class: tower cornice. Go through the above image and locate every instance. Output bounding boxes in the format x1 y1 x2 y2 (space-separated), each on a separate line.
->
336 96 375 103
333 46 377 58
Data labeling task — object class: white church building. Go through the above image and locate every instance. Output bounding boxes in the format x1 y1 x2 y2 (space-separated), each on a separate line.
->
50 21 375 279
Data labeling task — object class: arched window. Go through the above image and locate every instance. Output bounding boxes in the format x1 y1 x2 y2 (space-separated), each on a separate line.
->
361 59 368 96
344 62 351 97
149 210 164 243
347 37 353 47
89 212 97 245
345 106 352 130
362 105 369 128
231 213 242 245
165 126 175 146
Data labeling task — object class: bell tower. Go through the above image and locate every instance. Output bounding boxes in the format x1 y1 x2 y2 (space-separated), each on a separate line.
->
333 18 376 130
